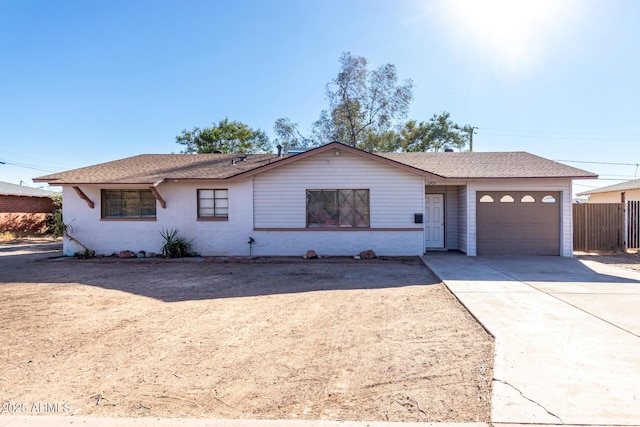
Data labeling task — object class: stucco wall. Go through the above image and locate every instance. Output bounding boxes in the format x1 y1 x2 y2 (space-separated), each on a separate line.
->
61 180 255 256
588 189 640 203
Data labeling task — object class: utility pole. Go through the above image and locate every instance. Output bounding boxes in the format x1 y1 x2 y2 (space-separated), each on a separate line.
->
468 126 478 152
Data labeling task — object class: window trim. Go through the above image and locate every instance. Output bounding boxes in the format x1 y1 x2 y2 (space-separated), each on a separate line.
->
197 188 229 221
306 189 370 229
101 189 157 220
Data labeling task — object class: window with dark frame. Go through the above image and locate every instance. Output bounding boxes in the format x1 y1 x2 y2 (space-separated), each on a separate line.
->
101 189 156 218
198 189 229 219
306 189 369 228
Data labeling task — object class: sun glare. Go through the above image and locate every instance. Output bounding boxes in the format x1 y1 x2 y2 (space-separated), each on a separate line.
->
433 0 579 76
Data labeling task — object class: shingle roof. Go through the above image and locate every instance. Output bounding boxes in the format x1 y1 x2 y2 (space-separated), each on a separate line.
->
34 153 289 185
0 181 57 197
378 151 596 179
576 178 640 196
33 143 597 185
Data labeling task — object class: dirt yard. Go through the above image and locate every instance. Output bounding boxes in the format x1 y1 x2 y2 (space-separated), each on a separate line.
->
0 242 493 422
576 250 640 272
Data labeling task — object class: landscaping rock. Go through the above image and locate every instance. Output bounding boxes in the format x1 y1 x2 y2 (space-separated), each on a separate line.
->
359 249 377 259
118 250 136 258
304 250 318 259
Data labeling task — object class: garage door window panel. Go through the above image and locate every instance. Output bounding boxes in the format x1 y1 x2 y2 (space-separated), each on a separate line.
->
480 195 494 203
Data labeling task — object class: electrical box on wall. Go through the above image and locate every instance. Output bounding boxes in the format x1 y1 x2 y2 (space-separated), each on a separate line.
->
414 213 423 224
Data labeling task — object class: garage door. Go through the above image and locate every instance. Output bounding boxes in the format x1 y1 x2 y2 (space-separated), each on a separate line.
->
476 191 560 255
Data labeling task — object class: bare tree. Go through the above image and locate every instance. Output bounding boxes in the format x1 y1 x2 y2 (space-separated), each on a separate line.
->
314 52 413 150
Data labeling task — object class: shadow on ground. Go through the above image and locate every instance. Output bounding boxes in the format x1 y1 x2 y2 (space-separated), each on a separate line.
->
1 242 440 302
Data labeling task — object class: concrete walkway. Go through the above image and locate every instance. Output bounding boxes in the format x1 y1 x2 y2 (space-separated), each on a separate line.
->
422 253 640 426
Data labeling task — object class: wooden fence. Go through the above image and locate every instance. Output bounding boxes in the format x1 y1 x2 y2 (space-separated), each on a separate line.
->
629 200 640 250
573 203 625 252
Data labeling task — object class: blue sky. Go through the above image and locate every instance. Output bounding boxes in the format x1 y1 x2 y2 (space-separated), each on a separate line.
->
1 0 639 196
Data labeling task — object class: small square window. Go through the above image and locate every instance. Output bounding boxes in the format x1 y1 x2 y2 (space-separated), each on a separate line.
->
198 189 229 219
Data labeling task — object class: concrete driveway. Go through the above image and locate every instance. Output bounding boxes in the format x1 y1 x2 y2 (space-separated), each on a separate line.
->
423 254 640 426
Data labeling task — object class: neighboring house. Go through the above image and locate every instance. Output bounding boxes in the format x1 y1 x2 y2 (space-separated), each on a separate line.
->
577 178 640 203
34 142 596 257
0 181 56 233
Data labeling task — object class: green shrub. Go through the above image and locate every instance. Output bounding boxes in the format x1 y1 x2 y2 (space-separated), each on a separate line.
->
160 228 192 258
45 194 65 237
74 248 95 259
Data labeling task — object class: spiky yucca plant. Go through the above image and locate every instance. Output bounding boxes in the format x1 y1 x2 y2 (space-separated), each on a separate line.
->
160 228 192 258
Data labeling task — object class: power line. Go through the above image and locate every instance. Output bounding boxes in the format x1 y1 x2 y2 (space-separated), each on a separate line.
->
573 183 601 189
555 159 639 167
480 127 640 137
481 132 639 141
0 159 61 173
576 178 637 181
596 174 640 178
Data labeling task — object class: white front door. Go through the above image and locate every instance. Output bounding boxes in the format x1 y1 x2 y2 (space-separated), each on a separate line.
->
425 193 445 249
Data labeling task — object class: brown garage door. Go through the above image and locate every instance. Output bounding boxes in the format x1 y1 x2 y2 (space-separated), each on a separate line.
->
476 191 560 255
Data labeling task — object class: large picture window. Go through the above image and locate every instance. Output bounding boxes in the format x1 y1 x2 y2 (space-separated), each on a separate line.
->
198 189 228 219
306 189 369 228
101 189 156 218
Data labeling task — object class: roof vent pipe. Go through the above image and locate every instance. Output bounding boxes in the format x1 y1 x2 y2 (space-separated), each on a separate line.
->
277 144 283 157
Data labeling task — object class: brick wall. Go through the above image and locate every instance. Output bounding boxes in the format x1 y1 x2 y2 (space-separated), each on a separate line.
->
0 213 49 233
0 195 55 214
